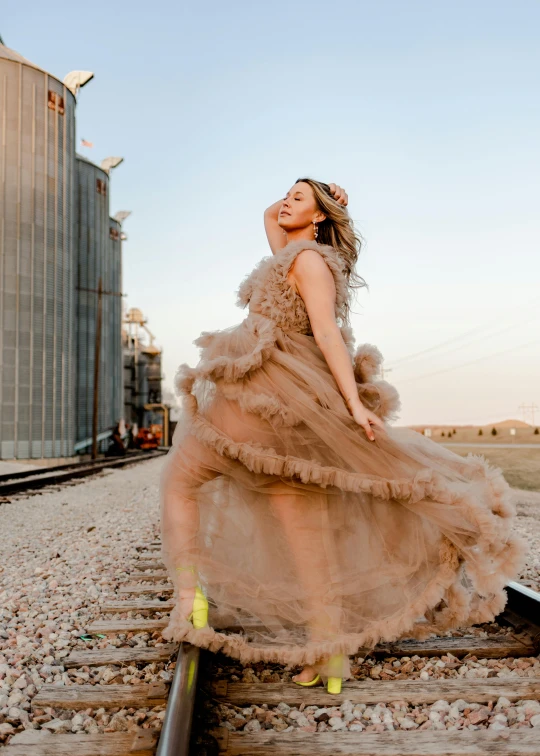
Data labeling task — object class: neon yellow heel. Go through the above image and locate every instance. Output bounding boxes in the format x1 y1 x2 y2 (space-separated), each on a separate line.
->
326 653 344 695
175 566 209 629
292 653 344 693
327 675 342 694
189 585 209 629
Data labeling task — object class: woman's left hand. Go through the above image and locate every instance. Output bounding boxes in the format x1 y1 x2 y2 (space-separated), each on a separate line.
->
328 183 348 206
349 401 385 441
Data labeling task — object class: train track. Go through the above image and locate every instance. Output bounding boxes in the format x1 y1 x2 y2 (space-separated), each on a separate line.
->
3 543 540 755
0 451 166 497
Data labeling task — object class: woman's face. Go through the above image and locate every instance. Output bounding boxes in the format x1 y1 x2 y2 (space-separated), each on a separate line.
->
278 181 325 232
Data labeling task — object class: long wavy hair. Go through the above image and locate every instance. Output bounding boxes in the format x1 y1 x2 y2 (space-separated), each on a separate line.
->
295 177 368 321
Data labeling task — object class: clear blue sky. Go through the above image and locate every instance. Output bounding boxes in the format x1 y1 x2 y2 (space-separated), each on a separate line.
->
5 0 540 426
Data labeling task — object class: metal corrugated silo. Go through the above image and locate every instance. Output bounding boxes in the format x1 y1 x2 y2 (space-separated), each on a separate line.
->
75 156 124 447
0 41 76 459
75 155 106 445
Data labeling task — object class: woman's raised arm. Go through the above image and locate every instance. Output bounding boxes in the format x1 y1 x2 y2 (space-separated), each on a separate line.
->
264 198 287 255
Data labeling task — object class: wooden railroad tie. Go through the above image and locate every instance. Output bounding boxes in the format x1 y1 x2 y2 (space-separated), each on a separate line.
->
210 729 540 755
64 643 178 668
118 583 172 595
3 728 157 755
210 676 540 706
32 682 168 710
124 571 168 581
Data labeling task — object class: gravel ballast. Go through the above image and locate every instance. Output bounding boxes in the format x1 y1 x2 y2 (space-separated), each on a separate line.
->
0 458 538 745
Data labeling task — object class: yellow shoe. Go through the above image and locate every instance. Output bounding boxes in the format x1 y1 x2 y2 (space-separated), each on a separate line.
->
188 585 209 629
326 654 344 695
176 566 209 629
293 672 322 687
327 675 342 694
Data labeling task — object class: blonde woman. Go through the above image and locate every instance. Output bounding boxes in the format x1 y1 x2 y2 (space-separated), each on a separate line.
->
159 178 524 694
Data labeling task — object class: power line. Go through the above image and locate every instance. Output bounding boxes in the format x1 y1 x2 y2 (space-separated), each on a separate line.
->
518 403 539 425
395 338 538 385
387 295 540 368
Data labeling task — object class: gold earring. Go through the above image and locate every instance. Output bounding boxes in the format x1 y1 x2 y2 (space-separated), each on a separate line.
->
313 221 318 239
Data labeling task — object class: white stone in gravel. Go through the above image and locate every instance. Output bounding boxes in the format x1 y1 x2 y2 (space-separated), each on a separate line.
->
244 719 261 732
7 707 28 723
7 691 24 707
109 713 129 731
431 700 450 712
489 721 509 731
42 719 72 733
328 717 346 730
530 714 540 727
349 723 363 731
400 717 417 729
340 699 354 714
521 700 540 714
313 708 329 719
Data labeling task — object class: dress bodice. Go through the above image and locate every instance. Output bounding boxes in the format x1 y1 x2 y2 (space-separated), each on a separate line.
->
235 239 351 334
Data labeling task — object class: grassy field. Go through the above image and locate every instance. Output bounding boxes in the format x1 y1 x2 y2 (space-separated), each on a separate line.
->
442 445 540 492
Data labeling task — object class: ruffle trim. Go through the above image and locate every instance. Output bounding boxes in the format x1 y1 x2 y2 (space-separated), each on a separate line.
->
216 382 302 427
165 361 527 667
273 239 351 325
174 315 279 395
183 394 525 575
176 318 402 426
353 342 383 382
161 528 526 668
186 398 503 513
351 342 402 423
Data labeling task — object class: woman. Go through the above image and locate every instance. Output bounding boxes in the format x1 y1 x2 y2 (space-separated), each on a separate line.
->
159 178 525 694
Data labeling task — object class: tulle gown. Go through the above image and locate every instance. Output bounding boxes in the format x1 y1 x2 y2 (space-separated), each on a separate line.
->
159 238 525 682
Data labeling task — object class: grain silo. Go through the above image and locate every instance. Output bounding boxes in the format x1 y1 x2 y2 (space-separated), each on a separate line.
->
122 308 163 428
0 40 76 458
75 156 124 448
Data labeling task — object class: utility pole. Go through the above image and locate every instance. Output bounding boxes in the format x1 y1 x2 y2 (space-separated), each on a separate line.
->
77 281 123 458
518 403 539 426
91 278 103 460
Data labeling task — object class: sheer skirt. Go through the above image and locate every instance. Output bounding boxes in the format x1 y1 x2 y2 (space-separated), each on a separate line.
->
159 318 525 681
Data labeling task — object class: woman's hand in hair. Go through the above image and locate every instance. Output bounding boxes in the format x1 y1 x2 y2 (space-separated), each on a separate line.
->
328 183 348 206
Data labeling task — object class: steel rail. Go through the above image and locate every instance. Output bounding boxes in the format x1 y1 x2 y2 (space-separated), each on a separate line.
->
506 580 540 627
152 581 540 756
0 450 166 496
0 449 152 482
156 642 201 756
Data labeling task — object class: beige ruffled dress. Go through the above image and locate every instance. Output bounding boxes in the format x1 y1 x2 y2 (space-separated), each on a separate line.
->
159 238 525 681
